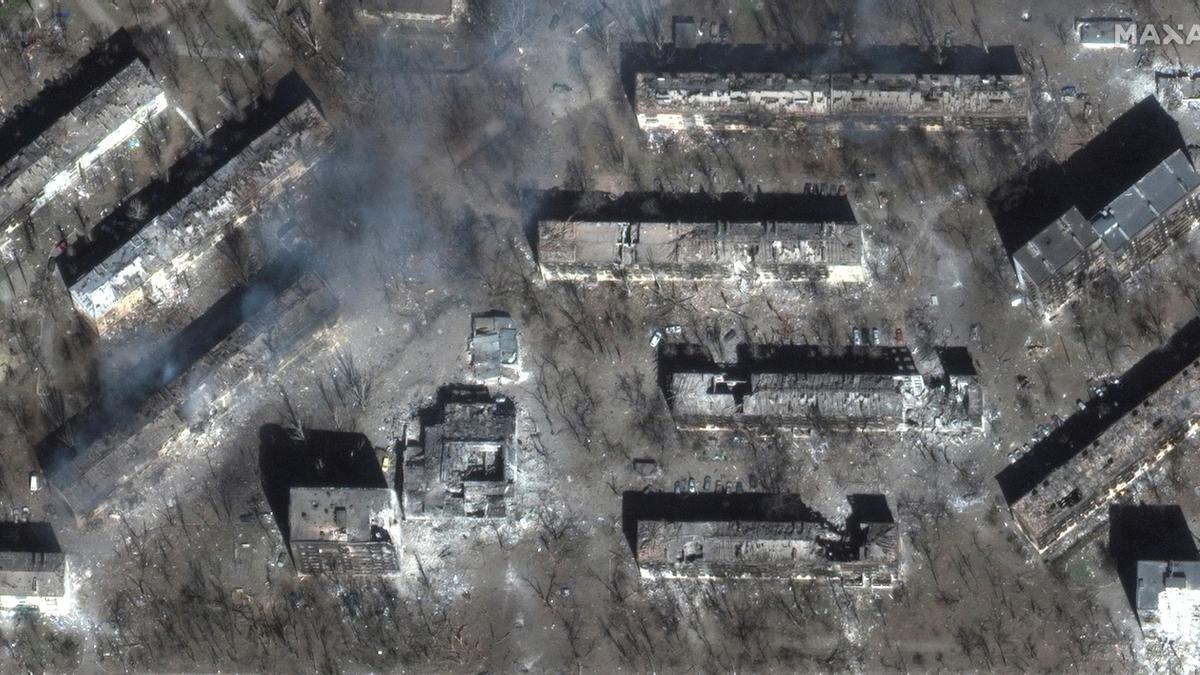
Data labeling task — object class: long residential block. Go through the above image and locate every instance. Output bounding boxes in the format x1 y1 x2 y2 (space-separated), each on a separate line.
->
66 100 332 338
998 319 1200 557
629 492 899 587
536 190 863 282
627 44 1027 133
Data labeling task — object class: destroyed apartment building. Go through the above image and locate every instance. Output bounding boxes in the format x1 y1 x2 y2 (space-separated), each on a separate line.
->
625 44 1028 133
996 97 1200 316
1136 561 1200 643
536 190 863 282
63 98 333 339
996 318 1200 558
37 270 338 518
0 31 178 295
0 523 69 614
259 430 399 575
403 385 516 519
628 492 899 587
659 343 924 432
468 311 519 381
290 487 400 575
930 347 985 431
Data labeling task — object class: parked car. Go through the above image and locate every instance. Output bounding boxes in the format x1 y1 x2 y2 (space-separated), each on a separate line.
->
871 327 881 345
852 327 864 346
649 330 663 348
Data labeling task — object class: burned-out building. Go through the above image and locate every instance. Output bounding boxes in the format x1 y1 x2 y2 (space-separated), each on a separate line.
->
289 487 400 575
626 44 1027 133
997 318 1200 558
0 32 177 294
660 344 923 432
0 523 68 614
468 312 519 381
933 347 985 431
38 270 338 518
536 190 863 282
628 492 899 587
64 99 332 339
403 386 515 518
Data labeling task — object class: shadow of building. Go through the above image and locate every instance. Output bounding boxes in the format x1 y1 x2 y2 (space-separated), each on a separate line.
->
1109 504 1200 610
987 95 1188 256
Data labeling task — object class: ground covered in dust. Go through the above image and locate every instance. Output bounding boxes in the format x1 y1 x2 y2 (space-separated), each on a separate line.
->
4 0 1200 672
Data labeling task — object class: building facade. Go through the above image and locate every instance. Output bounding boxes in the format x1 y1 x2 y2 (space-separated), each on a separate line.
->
1012 149 1200 316
630 46 1028 133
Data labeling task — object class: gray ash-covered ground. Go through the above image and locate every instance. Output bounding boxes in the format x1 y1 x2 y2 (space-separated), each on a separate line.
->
3 0 1200 672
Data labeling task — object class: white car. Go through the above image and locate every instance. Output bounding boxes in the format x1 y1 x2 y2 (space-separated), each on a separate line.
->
649 330 663 348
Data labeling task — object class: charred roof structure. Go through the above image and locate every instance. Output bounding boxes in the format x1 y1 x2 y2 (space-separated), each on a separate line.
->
468 311 519 381
659 343 923 432
37 265 338 518
623 43 1027 133
997 318 1200 558
403 385 515 518
0 523 68 614
992 97 1199 317
64 96 332 340
536 190 862 282
0 30 174 292
625 492 898 586
289 487 400 575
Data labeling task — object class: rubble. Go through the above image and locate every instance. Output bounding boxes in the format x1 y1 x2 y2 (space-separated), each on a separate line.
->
403 385 516 519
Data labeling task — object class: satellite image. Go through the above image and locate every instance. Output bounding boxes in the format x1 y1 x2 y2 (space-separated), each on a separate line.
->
0 0 1199 672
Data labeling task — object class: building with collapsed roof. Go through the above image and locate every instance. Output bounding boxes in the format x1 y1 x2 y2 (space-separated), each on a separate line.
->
629 492 899 586
1012 149 1200 315
0 523 68 614
0 34 176 291
933 347 984 431
998 319 1200 558
468 312 519 381
536 190 863 282
289 487 400 575
661 344 922 432
1137 561 1200 640
403 386 515 518
38 269 338 518
65 100 332 338
627 44 1027 133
